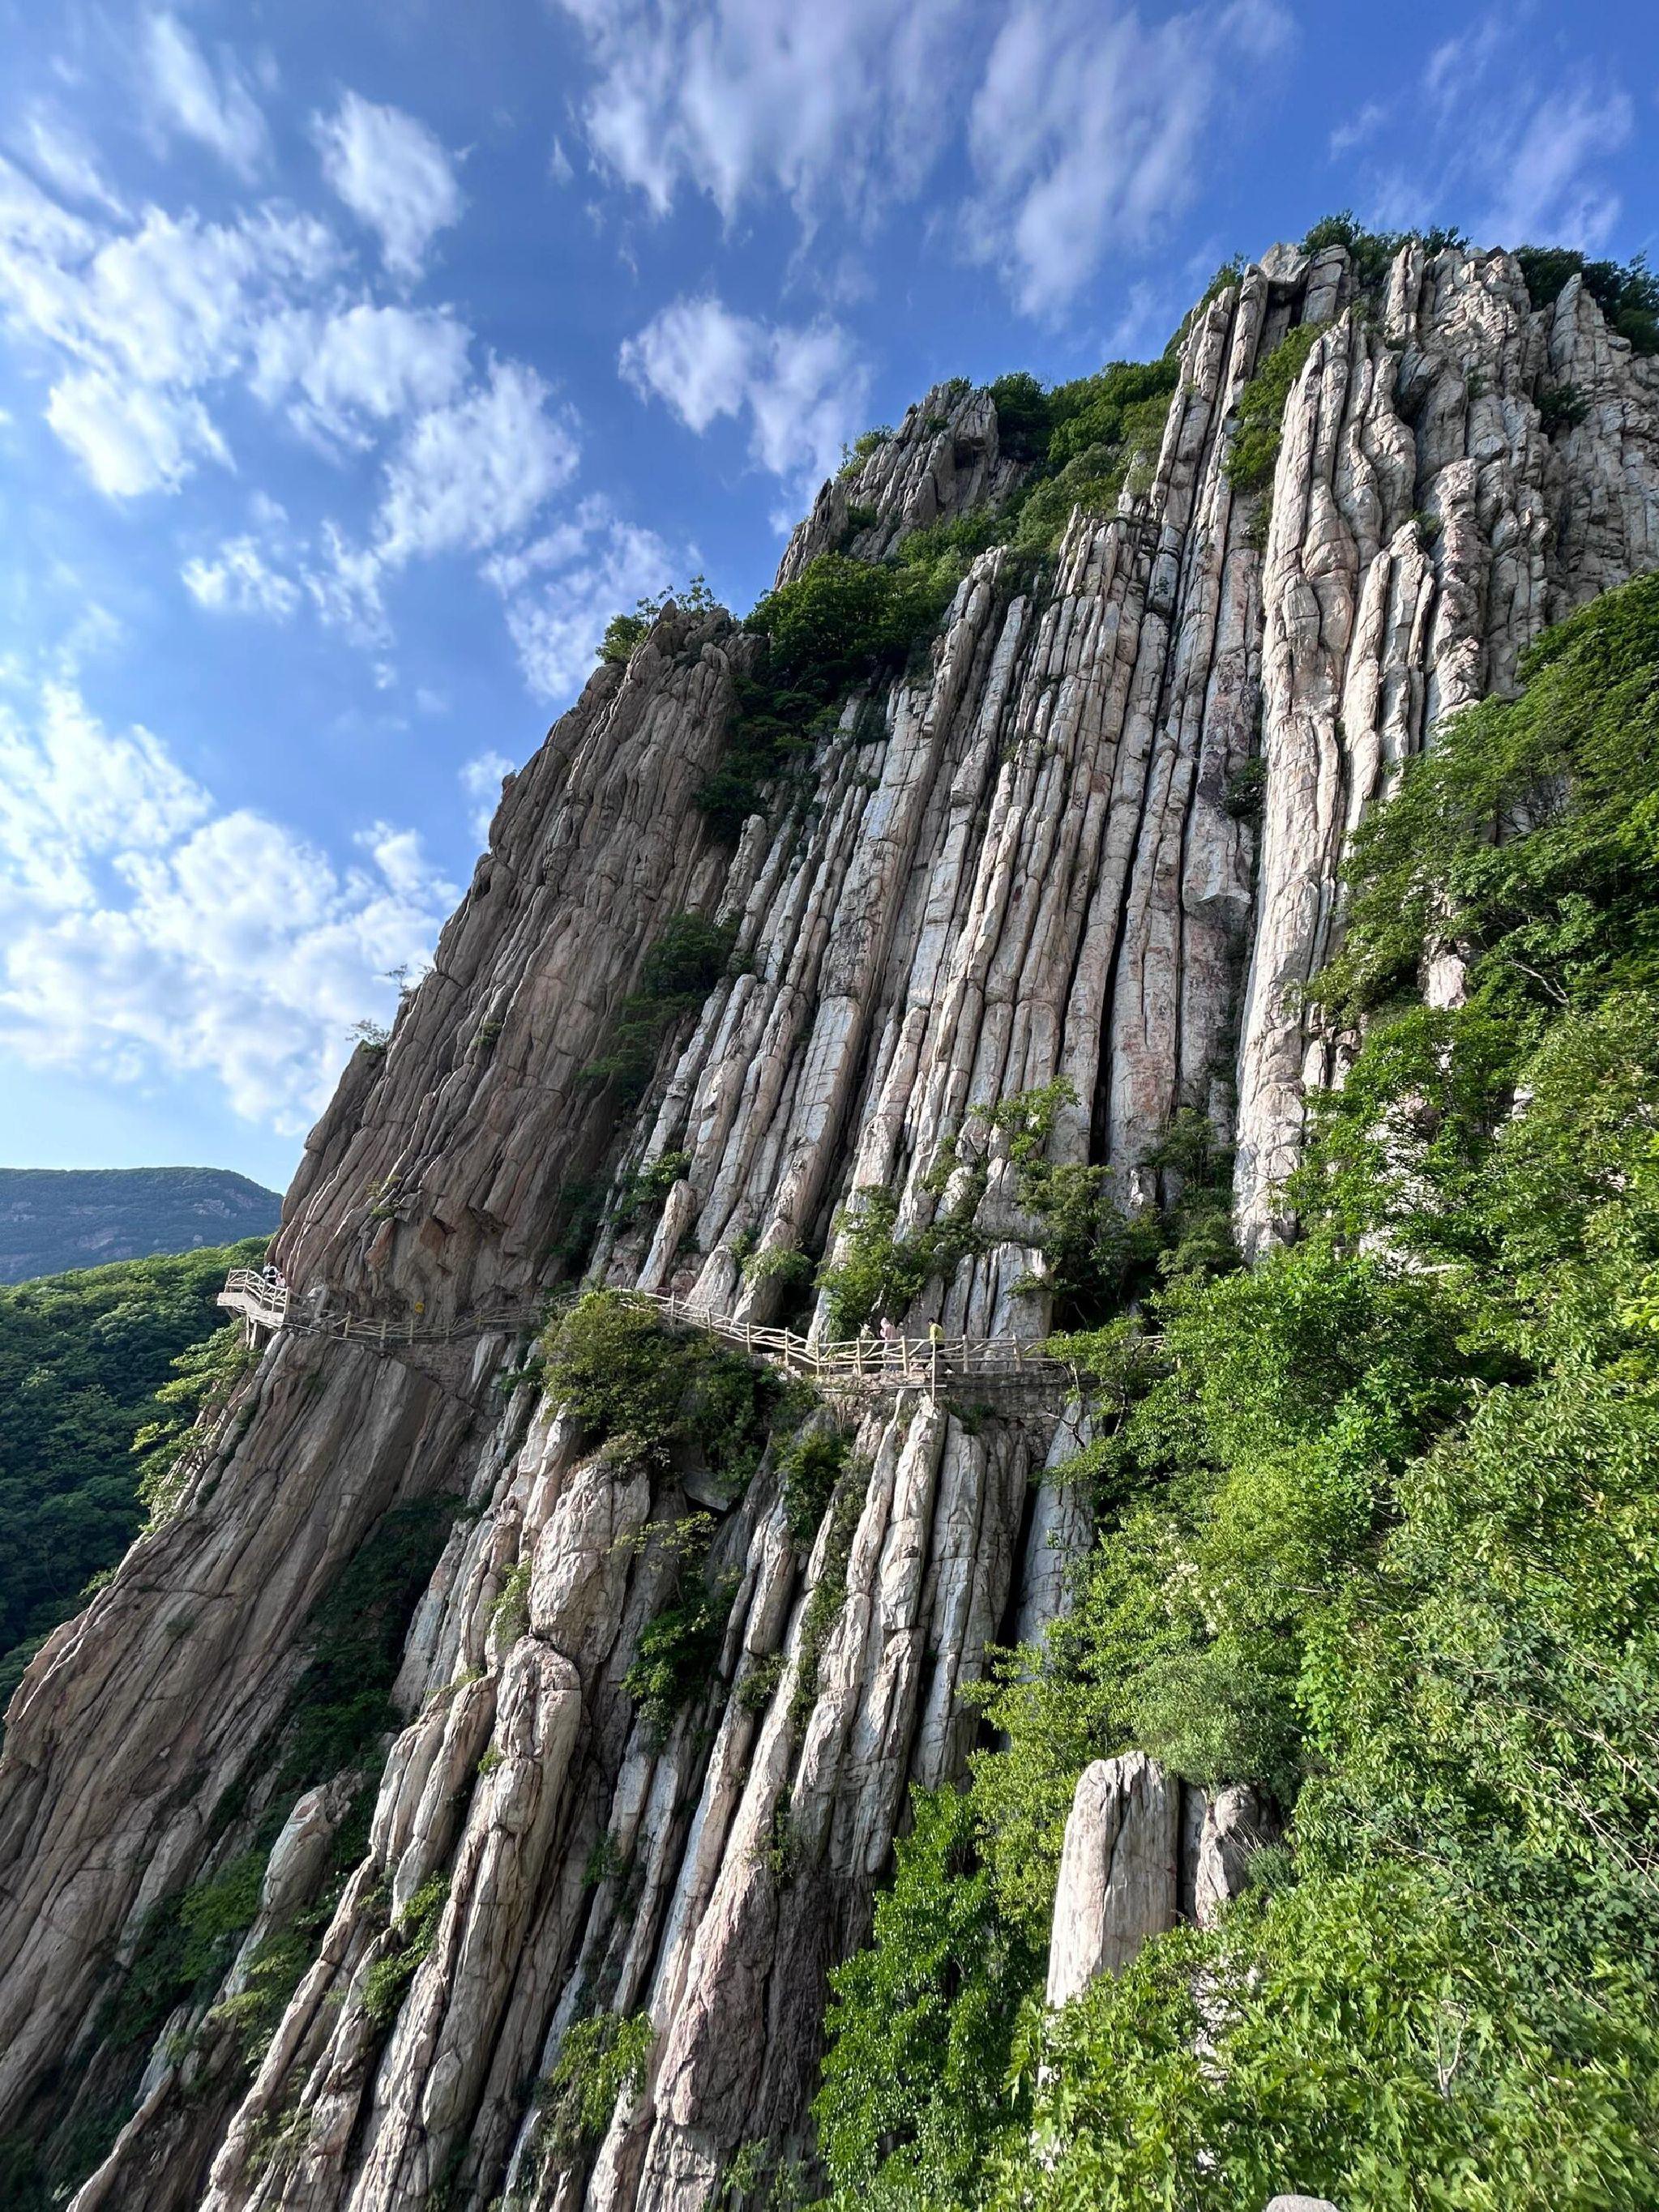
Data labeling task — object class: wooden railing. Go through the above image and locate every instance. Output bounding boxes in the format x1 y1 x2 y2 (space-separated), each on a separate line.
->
218 1272 1067 1401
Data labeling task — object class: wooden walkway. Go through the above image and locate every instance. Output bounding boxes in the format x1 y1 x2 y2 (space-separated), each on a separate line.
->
217 1271 1068 1403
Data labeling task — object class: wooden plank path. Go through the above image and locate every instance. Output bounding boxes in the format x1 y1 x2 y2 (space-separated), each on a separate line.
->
217 1270 1069 1403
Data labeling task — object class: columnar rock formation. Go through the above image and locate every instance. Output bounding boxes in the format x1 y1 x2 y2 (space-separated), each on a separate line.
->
1 237 1656 2212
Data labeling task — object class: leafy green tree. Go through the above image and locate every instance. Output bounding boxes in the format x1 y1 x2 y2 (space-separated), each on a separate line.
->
0 1239 265 1710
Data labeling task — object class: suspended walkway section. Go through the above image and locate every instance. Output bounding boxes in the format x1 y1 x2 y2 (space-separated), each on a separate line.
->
218 1270 1069 1406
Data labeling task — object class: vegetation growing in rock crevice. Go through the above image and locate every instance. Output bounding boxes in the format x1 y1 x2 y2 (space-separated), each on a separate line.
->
815 572 1659 2209
579 913 743 1105
534 2011 653 2176
361 1873 450 2028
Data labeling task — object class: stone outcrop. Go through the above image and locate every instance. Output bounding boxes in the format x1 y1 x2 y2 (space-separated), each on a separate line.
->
0 237 1655 2212
1045 1756 1276 2008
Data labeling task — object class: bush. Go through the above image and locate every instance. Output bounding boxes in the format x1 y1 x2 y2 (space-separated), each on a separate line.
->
1516 246 1659 354
817 1183 987 1339
625 1544 735 1742
596 575 718 665
1537 380 1591 435
697 553 957 838
1225 322 1323 498
774 1419 850 1543
579 914 740 1103
1299 210 1468 293
541 1290 782 1486
361 1875 448 2028
537 2012 653 2171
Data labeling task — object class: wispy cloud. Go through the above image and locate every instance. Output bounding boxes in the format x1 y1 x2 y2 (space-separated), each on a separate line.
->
1332 13 1632 253
144 11 270 179
0 681 455 1128
557 0 1289 318
620 293 868 493
313 90 463 280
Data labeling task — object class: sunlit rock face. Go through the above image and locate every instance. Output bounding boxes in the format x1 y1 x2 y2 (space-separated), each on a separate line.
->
1 239 1655 2212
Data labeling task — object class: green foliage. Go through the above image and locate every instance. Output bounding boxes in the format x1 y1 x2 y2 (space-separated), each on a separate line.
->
1299 210 1469 293
536 2011 653 2171
624 1513 736 1742
1313 568 1659 1029
361 1875 449 2028
0 1237 266 1712
985 358 1180 556
789 1473 865 1734
817 1183 987 1339
596 575 718 665
134 1320 255 1522
541 1289 782 1484
490 1561 532 1645
735 1650 787 1715
1225 322 1322 497
839 426 893 476
1000 1873 1659 2211
700 546 956 836
1515 246 1659 354
817 570 1659 2209
815 1786 1042 2211
579 913 741 1102
207 1928 315 2066
1537 379 1590 435
774 1417 851 1543
104 1847 268 2050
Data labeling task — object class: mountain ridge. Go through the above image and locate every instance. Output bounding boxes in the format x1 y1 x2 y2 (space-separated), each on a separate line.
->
0 1166 281 1284
1 225 1657 2212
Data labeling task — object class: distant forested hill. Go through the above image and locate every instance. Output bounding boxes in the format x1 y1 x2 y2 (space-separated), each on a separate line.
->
0 1239 263 1718
0 1167 281 1283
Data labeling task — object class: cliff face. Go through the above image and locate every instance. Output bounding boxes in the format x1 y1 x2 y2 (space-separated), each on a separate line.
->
2 238 1656 2212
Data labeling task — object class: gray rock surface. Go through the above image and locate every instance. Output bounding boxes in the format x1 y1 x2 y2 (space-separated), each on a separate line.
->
0 236 1653 2211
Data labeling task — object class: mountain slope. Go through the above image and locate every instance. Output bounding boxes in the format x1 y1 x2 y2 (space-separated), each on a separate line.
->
0 1168 280 1283
0 1241 264 1720
0 229 1656 2212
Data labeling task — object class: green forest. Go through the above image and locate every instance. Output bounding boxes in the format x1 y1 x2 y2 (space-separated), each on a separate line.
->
813 571 1659 2208
0 1240 263 1715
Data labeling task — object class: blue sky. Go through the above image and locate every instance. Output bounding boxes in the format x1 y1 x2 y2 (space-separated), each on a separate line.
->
0 0 1653 1194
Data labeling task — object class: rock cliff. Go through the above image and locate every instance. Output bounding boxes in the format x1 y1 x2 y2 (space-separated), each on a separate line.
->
2 235 1657 2212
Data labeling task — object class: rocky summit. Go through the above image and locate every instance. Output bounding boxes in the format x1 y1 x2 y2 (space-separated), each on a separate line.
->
2 233 1657 2212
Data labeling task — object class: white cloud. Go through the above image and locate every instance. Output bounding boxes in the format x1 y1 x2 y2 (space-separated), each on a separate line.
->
1328 101 1387 160
620 293 866 490
0 681 455 1131
1472 82 1631 250
554 0 964 225
182 536 302 618
144 12 270 178
47 368 228 496
486 499 678 699
374 358 579 565
460 749 515 840
15 113 126 213
558 0 1288 315
0 185 339 492
313 90 462 279
0 680 208 915
252 301 471 447
964 0 1292 317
